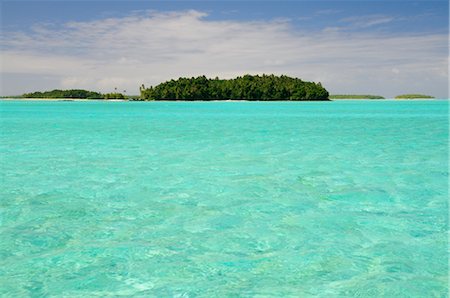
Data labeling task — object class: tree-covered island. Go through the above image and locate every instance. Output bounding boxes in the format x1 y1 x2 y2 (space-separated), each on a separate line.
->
395 94 435 99
23 89 104 99
140 74 329 101
5 81 440 102
20 89 127 99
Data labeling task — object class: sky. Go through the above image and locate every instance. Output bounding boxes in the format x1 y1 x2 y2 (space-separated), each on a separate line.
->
1 0 448 97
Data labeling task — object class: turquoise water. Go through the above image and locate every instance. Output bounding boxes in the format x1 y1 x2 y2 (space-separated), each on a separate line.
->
0 100 448 297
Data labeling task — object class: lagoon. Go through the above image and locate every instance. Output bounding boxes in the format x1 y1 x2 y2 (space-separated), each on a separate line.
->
0 100 448 296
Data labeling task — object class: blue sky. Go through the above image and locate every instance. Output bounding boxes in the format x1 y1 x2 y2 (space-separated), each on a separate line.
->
3 1 448 34
1 0 448 97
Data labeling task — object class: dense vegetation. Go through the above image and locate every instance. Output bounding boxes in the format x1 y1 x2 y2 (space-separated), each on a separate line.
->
140 75 329 101
329 95 385 99
23 89 103 99
0 95 25 99
395 94 434 99
104 93 126 99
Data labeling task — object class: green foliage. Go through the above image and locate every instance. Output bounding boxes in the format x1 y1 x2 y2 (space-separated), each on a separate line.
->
104 93 126 100
126 95 141 100
22 89 103 99
329 95 385 99
140 74 329 101
0 95 25 99
395 94 434 99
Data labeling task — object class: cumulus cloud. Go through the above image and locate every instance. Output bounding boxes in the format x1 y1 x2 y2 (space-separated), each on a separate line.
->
1 10 448 97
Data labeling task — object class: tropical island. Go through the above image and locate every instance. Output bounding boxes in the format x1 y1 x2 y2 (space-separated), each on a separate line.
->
2 76 439 101
329 95 385 99
139 74 329 101
11 89 127 100
22 89 104 99
395 94 435 99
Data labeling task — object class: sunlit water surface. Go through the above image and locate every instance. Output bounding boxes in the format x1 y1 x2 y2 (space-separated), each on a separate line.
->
0 100 448 297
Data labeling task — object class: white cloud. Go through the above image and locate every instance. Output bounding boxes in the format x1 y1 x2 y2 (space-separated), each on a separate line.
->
341 14 395 28
1 10 448 97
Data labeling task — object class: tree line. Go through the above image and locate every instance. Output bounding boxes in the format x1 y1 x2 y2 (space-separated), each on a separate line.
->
395 94 434 99
16 81 437 101
140 74 329 101
23 89 104 99
22 89 126 99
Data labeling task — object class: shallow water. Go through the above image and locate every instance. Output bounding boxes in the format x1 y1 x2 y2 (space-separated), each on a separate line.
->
0 100 448 297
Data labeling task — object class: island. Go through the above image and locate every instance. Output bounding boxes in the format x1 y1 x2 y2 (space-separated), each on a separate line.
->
329 95 385 99
3 85 439 102
22 89 104 99
139 74 329 101
395 94 435 99
17 89 126 100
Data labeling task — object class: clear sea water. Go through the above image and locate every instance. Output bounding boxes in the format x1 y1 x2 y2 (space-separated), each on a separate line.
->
0 100 448 297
